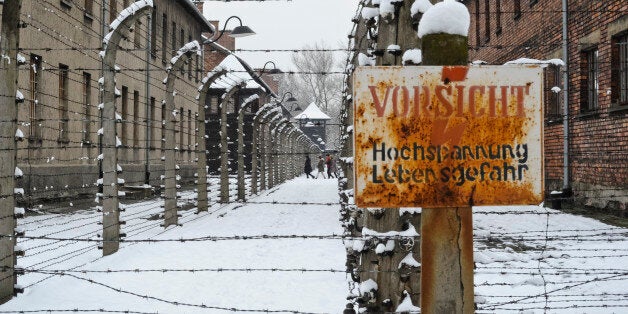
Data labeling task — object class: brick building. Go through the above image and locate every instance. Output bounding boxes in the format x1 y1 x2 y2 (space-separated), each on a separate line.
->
5 0 213 203
464 0 627 212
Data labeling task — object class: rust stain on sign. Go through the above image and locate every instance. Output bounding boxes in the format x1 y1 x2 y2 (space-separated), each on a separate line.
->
353 66 544 208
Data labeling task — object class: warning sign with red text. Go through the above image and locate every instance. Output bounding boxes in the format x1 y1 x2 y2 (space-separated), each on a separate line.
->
353 66 544 208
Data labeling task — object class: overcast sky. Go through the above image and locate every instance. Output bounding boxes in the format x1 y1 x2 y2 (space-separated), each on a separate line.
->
202 0 359 71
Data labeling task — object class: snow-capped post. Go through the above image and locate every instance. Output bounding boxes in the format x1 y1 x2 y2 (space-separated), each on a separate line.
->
0 0 22 304
418 1 474 313
195 68 228 212
219 81 245 203
163 40 201 227
100 0 153 256
237 95 259 201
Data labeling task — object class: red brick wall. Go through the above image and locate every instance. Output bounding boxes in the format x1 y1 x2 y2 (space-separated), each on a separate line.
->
466 0 628 211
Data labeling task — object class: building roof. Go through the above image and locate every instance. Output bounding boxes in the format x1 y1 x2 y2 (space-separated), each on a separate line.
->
294 102 331 121
180 0 215 34
206 41 277 96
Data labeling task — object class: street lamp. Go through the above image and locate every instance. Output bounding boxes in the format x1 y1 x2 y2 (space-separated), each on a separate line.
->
277 91 301 111
203 16 255 44
259 61 281 75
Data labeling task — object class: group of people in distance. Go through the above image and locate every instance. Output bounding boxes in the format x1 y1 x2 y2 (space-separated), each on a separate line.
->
304 154 337 179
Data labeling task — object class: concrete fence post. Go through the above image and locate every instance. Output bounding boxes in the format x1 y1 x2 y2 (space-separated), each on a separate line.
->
195 68 227 212
219 82 244 203
0 0 22 303
100 1 153 255
237 95 260 201
164 41 202 227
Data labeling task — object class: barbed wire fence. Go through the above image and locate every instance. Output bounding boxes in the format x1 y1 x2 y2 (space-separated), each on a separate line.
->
0 0 626 313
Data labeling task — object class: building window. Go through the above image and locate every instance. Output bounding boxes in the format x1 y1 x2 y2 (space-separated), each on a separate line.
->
151 7 157 59
134 20 141 48
161 101 166 150
58 64 69 142
195 54 200 82
82 72 92 143
187 109 192 151
29 54 42 142
611 33 628 107
529 0 538 7
180 29 185 74
133 90 140 147
580 48 599 112
514 0 521 19
121 86 128 146
109 0 117 23
84 0 94 17
179 107 184 151
150 97 156 149
161 14 168 63
544 65 561 122
495 0 502 35
172 21 177 59
484 0 490 43
188 35 193 79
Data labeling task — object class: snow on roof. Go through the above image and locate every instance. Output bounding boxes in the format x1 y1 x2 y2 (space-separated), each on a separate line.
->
294 102 331 121
210 55 262 90
504 58 565 67
417 0 470 38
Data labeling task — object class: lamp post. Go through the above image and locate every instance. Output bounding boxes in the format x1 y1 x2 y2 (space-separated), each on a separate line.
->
203 15 255 44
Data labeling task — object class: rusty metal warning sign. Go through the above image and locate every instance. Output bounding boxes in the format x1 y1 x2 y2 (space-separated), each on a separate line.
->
353 66 544 208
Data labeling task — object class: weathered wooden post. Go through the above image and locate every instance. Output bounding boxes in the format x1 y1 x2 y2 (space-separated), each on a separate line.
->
100 1 153 254
164 41 201 227
237 95 260 201
220 81 244 203
351 1 424 311
417 2 473 313
195 68 227 212
0 0 22 303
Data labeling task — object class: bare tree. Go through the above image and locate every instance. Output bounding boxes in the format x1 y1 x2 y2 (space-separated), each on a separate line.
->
280 42 345 149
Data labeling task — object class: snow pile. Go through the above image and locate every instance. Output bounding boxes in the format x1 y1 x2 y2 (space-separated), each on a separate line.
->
402 49 422 65
411 0 433 16
104 0 153 45
358 53 376 66
505 58 565 67
417 0 470 38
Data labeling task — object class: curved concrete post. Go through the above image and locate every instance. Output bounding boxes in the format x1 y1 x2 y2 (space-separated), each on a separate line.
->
220 82 245 203
274 120 291 185
267 116 286 189
195 68 227 212
101 1 153 255
258 110 281 191
164 40 201 228
251 103 275 195
237 95 260 201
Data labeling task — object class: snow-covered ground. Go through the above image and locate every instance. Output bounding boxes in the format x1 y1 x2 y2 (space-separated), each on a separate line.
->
2 176 627 313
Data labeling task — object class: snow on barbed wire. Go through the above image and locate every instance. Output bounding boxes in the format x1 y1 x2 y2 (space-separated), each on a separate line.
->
361 7 379 20
417 0 469 38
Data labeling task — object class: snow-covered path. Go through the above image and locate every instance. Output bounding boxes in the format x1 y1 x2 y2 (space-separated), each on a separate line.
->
3 177 348 313
2 176 627 313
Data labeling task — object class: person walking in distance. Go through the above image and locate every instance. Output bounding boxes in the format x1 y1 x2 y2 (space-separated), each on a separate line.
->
326 154 336 178
315 156 326 179
304 155 314 178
